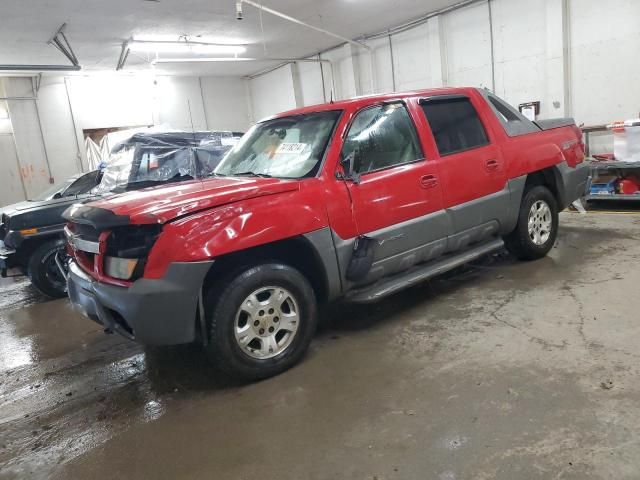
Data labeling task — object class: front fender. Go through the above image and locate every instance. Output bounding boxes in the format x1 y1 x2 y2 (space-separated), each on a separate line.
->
144 189 329 279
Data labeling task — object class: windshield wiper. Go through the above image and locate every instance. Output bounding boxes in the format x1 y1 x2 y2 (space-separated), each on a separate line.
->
230 171 273 178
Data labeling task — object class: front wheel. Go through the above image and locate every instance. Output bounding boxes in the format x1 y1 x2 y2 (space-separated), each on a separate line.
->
504 185 559 261
205 263 318 380
27 239 69 298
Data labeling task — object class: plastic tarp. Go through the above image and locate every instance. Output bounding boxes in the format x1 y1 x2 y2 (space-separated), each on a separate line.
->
95 130 241 194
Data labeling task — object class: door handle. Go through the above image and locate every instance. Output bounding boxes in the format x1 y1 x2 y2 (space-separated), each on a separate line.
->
485 159 500 172
420 174 438 189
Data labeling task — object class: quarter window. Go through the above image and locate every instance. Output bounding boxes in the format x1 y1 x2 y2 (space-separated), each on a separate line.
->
421 97 489 156
341 103 422 175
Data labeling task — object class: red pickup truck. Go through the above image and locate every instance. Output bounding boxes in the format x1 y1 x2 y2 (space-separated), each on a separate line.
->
64 87 588 379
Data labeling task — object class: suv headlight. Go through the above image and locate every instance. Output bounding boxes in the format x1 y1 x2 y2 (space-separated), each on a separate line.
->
104 225 162 281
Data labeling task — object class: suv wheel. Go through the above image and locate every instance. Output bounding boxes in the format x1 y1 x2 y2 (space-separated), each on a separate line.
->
28 239 68 298
504 185 559 260
205 263 317 380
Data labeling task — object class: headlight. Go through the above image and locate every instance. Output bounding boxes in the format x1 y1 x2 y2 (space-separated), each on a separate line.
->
105 256 139 280
104 225 161 280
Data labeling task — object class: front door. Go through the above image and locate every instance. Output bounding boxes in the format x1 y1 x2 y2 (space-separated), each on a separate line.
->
331 102 448 284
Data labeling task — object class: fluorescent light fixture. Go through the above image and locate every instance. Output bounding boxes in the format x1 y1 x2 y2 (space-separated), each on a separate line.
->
128 40 246 55
152 57 256 64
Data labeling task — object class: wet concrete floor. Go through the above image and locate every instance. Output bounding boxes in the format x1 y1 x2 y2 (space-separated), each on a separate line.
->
1 212 640 479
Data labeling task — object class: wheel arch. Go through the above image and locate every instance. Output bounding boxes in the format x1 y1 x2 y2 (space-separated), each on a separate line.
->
524 166 566 208
13 233 65 269
201 232 336 308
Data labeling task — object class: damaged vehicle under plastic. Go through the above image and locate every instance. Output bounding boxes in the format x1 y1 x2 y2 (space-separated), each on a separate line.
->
0 130 240 298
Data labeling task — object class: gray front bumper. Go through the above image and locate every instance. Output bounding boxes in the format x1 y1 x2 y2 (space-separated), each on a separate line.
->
67 259 213 345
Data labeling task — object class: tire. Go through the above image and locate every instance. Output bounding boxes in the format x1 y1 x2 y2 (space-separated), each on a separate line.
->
205 263 318 380
27 239 68 298
504 185 559 261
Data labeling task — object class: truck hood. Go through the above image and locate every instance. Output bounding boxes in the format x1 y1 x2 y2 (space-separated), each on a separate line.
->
66 177 301 227
2 196 79 215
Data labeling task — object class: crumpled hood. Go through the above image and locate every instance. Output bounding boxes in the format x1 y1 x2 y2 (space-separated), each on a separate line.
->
71 177 301 226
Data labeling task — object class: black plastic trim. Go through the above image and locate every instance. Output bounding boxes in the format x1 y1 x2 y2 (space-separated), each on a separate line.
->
62 205 131 229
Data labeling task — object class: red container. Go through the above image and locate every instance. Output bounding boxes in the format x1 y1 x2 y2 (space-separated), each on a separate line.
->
619 179 639 194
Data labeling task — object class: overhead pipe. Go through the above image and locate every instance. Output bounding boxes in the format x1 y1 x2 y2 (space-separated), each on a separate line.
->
0 23 81 73
0 96 37 100
0 65 81 72
238 0 371 52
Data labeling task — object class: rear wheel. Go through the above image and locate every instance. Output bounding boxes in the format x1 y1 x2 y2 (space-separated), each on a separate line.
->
27 239 68 298
205 263 317 380
504 185 558 260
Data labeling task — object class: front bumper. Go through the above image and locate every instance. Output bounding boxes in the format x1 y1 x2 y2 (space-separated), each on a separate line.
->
67 259 213 345
0 241 19 277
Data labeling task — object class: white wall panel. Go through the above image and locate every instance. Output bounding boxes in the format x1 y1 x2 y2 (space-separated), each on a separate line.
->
154 76 207 131
295 60 326 106
569 0 640 125
36 77 84 180
249 64 297 121
4 77 53 197
65 75 155 130
491 0 565 119
321 45 357 100
391 23 432 91
370 37 394 94
442 2 492 89
200 77 251 132
0 135 24 205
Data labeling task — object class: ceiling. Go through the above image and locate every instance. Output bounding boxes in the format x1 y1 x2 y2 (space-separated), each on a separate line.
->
0 0 459 77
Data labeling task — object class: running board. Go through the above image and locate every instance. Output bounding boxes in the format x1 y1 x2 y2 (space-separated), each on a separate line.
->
345 238 504 303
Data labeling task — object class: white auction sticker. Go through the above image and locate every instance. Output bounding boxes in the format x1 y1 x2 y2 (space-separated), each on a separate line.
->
276 142 307 154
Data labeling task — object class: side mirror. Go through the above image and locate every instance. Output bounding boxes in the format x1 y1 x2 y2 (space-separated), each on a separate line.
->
53 192 63 199
340 150 361 184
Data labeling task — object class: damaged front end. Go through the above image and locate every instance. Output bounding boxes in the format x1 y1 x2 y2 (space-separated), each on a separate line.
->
62 204 212 345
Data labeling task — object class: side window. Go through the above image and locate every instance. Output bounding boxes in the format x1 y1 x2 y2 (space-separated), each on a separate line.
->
63 171 101 196
480 90 541 137
341 103 422 175
421 97 489 156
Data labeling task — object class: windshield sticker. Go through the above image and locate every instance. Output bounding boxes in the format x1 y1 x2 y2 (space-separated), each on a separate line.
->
276 142 307 154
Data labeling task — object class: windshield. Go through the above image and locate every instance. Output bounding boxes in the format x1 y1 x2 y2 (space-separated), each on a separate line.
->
30 178 76 201
214 110 341 179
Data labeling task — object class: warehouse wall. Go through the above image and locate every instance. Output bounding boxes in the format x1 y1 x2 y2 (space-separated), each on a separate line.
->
1 74 252 203
248 0 640 133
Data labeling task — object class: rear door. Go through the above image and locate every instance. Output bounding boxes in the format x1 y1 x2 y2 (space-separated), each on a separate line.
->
419 93 508 251
335 101 448 284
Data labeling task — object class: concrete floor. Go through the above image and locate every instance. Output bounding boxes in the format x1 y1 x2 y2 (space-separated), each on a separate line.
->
1 212 640 480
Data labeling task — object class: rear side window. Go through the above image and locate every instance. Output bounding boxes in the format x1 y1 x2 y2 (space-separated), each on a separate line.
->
478 89 541 137
341 103 423 175
420 96 489 156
